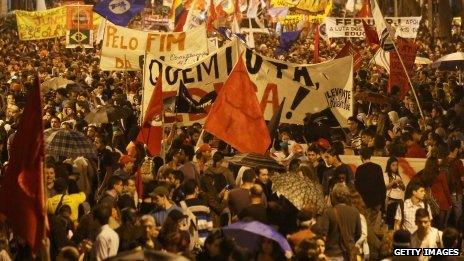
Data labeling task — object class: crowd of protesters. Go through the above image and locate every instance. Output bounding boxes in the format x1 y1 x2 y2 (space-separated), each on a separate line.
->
0 1 464 260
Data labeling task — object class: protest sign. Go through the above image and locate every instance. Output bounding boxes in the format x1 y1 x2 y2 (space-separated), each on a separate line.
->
15 7 67 40
66 5 93 30
66 5 93 48
100 23 208 71
66 29 94 48
324 17 421 39
388 38 417 99
143 40 353 126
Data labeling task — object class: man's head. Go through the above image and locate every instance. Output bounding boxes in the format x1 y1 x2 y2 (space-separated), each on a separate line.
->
257 168 269 184
448 140 461 158
149 186 170 208
306 145 321 164
330 183 350 205
54 177 68 194
249 184 263 203
361 129 375 147
45 163 56 185
288 158 301 173
359 147 373 162
347 116 359 132
107 175 123 195
323 148 339 166
141 215 159 240
93 203 112 226
123 177 136 196
409 182 426 201
242 169 256 184
183 179 198 197
50 116 61 129
415 208 431 233
173 148 187 164
167 170 184 188
93 135 107 150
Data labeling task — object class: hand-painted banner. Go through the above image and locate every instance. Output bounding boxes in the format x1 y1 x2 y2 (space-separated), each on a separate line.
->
142 40 353 126
340 155 421 187
66 5 93 30
15 7 68 40
100 23 208 71
324 17 421 39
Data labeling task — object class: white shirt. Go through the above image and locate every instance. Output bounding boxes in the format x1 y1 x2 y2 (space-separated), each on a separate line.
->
395 199 433 234
93 224 119 261
411 227 443 261
383 172 405 200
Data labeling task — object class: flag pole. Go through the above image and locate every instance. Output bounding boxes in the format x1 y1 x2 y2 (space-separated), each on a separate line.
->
373 0 425 120
389 41 424 119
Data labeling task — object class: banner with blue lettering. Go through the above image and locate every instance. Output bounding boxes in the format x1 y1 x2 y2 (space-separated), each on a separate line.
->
143 40 353 126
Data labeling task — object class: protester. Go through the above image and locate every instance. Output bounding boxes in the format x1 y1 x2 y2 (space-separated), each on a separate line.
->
354 147 386 229
395 182 433 233
383 156 406 230
315 183 361 260
1 2 464 259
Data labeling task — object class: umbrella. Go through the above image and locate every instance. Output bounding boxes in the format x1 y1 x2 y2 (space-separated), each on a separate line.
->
222 221 293 258
45 129 97 159
431 52 464 70
414 56 432 65
106 249 190 261
271 173 325 213
41 77 74 91
85 105 131 124
227 153 286 171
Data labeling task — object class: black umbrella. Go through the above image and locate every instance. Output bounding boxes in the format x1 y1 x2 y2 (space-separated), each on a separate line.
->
431 52 464 70
227 153 286 172
85 105 131 124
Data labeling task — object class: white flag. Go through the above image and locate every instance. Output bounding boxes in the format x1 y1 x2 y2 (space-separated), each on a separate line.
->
345 0 355 12
370 0 394 51
371 48 390 73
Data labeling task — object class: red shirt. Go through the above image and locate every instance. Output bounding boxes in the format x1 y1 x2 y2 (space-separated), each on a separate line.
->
406 143 427 158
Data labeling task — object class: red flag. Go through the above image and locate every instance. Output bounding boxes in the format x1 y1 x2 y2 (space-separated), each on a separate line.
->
313 23 320 63
362 20 380 46
0 76 48 254
356 0 372 17
335 41 362 72
388 38 417 99
204 57 271 154
137 76 163 156
206 0 217 33
174 9 189 32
